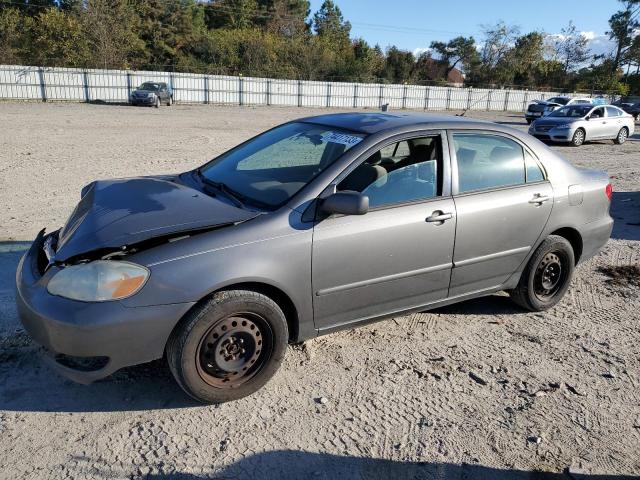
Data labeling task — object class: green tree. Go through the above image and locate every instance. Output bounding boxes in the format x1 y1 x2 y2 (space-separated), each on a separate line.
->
607 0 640 72
257 0 310 36
82 0 145 69
26 8 90 66
313 0 350 42
0 8 25 64
429 36 478 77
553 21 590 74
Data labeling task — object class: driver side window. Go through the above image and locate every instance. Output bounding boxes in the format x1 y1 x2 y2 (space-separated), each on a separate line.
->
338 136 443 208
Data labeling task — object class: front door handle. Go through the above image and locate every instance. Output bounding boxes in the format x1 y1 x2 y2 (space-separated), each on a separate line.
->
426 211 453 223
529 194 551 205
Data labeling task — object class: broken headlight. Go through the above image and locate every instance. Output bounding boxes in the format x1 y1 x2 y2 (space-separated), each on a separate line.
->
47 260 149 302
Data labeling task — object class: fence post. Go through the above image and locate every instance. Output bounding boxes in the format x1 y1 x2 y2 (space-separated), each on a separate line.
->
239 76 244 106
203 76 209 104
169 72 174 102
522 91 529 111
486 90 492 110
378 84 384 107
126 72 132 100
446 87 451 110
353 84 358 108
503 90 509 111
37 68 47 102
423 87 430 110
402 83 407 109
82 70 90 103
326 82 331 108
297 80 302 107
266 79 271 106
466 87 472 110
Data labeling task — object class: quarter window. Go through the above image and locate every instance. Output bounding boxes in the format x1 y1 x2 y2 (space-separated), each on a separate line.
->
453 134 525 193
525 150 545 183
338 136 442 208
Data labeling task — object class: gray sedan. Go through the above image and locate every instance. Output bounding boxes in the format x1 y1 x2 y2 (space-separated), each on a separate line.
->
16 113 613 403
529 104 634 146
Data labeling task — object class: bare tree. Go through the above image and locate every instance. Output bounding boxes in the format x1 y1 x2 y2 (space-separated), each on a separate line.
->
553 21 590 74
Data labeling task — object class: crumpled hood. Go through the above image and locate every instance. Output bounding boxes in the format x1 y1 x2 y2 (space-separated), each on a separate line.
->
53 176 257 262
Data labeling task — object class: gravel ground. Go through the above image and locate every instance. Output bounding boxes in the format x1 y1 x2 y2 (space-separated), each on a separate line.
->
0 103 639 480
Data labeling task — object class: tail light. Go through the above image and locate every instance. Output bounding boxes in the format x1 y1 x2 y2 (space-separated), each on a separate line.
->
605 183 613 201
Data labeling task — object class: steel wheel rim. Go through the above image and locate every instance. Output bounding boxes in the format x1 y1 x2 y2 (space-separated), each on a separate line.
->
533 252 566 301
196 312 272 389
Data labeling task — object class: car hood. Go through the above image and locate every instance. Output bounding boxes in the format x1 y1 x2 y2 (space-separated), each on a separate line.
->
534 117 582 126
53 176 257 262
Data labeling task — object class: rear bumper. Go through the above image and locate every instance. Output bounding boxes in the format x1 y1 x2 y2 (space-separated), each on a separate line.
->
579 215 614 264
16 231 194 383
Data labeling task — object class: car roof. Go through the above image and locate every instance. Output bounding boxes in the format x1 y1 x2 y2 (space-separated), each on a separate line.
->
297 111 500 135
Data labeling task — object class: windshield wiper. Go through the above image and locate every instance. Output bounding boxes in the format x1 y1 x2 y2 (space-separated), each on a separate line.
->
195 170 245 208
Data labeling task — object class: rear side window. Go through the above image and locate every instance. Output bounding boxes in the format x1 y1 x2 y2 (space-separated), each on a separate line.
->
453 134 525 193
606 106 622 117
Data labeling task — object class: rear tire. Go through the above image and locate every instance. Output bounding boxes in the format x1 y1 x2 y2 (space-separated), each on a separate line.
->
571 128 585 147
614 127 628 144
167 96 172 107
509 235 575 312
166 290 288 404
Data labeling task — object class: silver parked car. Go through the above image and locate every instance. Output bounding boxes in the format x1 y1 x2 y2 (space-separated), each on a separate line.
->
529 104 635 146
17 113 614 403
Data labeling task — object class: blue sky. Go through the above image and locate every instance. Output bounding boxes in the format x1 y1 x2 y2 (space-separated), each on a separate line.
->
309 0 620 57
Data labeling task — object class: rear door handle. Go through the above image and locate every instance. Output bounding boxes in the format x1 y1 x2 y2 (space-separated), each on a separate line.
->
529 194 550 205
426 211 453 223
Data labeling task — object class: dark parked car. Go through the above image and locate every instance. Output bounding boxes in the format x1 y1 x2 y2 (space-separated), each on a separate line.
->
130 81 172 107
17 113 613 403
612 96 640 121
525 96 592 124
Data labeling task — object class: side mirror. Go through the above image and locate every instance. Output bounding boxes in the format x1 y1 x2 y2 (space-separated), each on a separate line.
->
585 115 590 121
321 191 369 216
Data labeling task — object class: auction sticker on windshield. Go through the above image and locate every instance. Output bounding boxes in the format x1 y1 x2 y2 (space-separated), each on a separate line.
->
321 132 363 147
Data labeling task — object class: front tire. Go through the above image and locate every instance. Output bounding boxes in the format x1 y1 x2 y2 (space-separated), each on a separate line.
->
155 96 160 108
614 127 628 144
167 96 172 107
571 128 585 147
167 290 288 404
509 235 575 311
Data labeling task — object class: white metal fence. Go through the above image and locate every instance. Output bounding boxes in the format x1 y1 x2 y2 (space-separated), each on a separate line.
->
0 64 607 112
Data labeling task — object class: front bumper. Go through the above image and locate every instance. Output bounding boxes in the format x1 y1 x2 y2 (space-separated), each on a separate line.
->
16 231 194 383
130 95 156 105
529 125 575 142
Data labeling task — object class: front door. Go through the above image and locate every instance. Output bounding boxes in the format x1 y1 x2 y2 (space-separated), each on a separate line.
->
312 133 456 331
449 132 553 297
588 106 609 139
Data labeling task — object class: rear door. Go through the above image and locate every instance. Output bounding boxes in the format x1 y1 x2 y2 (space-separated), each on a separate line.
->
448 131 553 297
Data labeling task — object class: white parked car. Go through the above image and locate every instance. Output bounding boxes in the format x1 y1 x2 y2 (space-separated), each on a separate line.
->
529 104 635 146
525 96 592 124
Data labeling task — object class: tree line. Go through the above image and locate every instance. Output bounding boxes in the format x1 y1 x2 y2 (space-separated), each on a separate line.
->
1 0 639 94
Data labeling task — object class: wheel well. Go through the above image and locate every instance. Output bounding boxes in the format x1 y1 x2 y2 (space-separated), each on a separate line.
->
216 282 299 342
550 227 583 264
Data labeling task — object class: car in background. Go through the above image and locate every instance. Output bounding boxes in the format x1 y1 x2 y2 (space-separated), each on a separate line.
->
17 112 614 403
612 96 640 121
525 96 592 124
529 104 634 146
130 82 173 107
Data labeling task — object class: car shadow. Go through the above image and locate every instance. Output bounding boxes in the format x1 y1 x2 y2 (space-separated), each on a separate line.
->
76 450 639 479
428 293 523 316
610 191 640 241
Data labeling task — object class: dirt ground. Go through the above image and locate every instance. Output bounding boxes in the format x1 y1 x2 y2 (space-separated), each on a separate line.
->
0 103 639 480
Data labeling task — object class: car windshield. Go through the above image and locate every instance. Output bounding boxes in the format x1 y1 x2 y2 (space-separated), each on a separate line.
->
139 82 160 91
547 97 569 105
198 122 365 209
548 105 592 118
